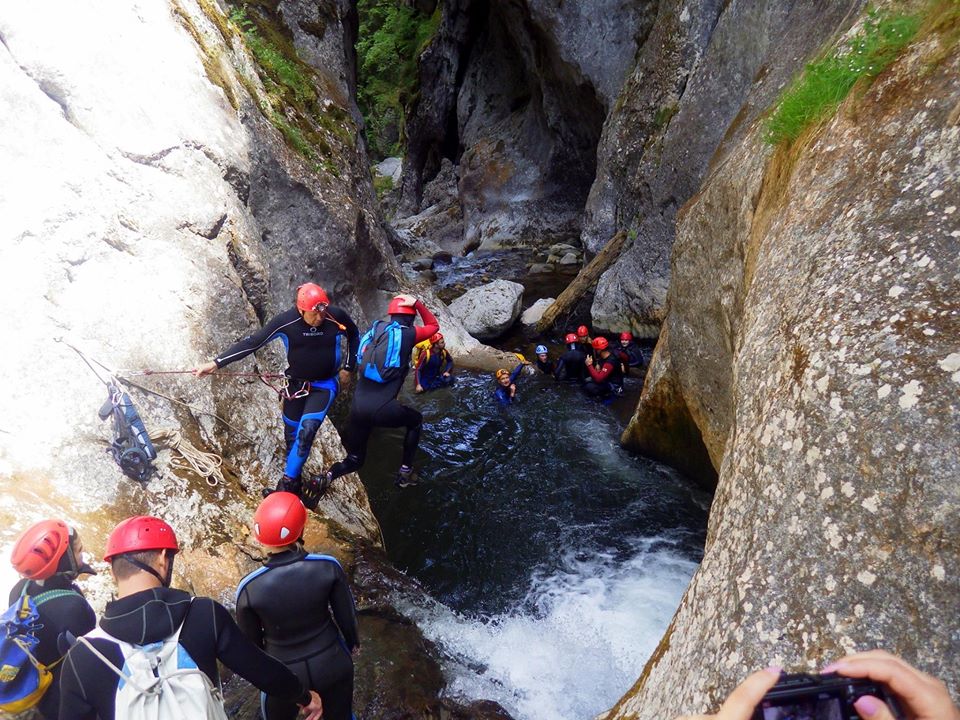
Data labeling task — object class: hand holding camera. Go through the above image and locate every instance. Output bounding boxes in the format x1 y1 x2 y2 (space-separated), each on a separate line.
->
674 651 958 720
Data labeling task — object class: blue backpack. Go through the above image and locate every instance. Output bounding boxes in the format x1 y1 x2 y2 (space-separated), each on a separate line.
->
357 320 405 383
0 588 76 713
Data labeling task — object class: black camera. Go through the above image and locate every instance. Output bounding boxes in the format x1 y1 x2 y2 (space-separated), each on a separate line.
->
753 672 905 720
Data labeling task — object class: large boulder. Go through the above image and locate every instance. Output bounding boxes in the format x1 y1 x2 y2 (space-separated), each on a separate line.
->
448 279 524 341
608 31 960 719
520 298 555 326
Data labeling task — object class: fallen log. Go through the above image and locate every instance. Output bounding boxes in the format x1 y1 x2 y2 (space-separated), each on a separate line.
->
535 230 630 333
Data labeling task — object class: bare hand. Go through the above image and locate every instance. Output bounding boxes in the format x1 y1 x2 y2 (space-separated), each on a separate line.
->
824 650 960 720
585 356 593 366
299 690 323 720
675 667 781 720
442 372 451 378
415 384 424 393
339 368 352 389
193 361 218 377
394 293 417 308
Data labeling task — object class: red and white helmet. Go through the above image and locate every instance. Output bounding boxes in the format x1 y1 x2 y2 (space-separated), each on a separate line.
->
430 332 444 344
296 283 330 313
577 325 590 338
11 520 71 580
564 333 578 344
619 331 633 341
592 337 609 351
253 492 307 547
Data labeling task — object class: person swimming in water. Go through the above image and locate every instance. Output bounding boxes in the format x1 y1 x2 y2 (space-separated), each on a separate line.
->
494 362 527 405
414 333 454 392
533 344 555 375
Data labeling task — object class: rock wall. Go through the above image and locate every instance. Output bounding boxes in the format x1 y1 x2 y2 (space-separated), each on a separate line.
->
586 0 865 336
606 28 960 720
396 0 655 253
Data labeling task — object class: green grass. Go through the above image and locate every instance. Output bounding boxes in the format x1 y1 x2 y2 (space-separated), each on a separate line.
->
356 0 442 158
764 7 922 145
373 173 394 198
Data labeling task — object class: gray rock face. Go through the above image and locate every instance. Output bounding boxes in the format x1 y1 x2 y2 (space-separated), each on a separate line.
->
448 280 524 341
608 36 960 719
396 0 654 253
586 0 865 334
0 0 394 562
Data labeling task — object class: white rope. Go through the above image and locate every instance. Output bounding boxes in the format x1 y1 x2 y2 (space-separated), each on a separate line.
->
149 428 224 487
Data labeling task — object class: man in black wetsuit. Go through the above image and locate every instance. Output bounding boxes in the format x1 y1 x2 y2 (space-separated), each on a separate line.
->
553 333 588 383
59 516 322 720
584 336 625 399
237 492 359 720
324 294 439 489
195 283 359 502
8 520 96 719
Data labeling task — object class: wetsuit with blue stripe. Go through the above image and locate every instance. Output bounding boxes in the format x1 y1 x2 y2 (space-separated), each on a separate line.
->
236 546 359 720
214 306 359 481
494 363 525 405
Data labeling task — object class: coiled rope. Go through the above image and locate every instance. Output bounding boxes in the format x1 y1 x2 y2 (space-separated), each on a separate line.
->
149 428 224 488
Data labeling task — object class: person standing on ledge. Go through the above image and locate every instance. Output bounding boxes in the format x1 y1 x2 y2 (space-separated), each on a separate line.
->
194 283 359 506
322 294 439 490
237 492 359 720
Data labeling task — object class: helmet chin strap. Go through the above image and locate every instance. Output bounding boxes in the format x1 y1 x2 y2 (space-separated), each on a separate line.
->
122 555 173 587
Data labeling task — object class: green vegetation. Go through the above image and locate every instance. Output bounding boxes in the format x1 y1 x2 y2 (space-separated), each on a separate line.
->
373 173 395 198
356 0 441 159
764 7 922 145
227 3 353 170
653 102 679 131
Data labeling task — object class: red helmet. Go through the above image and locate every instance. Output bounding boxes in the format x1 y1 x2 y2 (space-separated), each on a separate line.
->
430 332 444 344
11 520 71 580
592 337 609 351
387 295 417 315
104 517 179 562
620 332 633 341
564 333 578 344
253 492 306 547
296 283 330 313
577 325 590 338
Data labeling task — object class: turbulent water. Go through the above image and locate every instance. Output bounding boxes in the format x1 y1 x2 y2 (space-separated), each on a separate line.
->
355 371 710 720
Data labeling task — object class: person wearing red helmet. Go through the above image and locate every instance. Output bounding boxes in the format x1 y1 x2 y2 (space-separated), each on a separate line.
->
59 516 323 720
322 294 439 489
584 336 625 400
618 331 644 369
576 324 592 353
236 493 359 720
553 332 588 383
194 282 359 505
6 520 96 719
414 331 454 393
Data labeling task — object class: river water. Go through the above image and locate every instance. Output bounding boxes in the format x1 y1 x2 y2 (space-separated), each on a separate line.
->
353 371 710 720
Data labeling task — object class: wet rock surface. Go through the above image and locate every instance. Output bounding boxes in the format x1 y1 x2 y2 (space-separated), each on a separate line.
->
586 0 864 334
608 34 960 720
448 279 524 341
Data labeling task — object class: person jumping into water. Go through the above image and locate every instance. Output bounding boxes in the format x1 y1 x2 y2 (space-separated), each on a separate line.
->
323 294 439 489
194 283 359 506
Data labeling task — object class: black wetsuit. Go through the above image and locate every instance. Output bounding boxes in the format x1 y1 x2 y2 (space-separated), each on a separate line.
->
236 547 359 720
584 353 625 398
553 346 588 383
59 587 310 720
8 577 95 720
619 341 644 368
214 306 359 481
535 358 555 375
329 301 439 479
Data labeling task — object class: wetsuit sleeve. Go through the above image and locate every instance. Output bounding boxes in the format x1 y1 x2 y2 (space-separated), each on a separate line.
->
329 564 359 650
413 300 440 343
414 351 426 385
333 308 360 372
588 359 614 382
214 311 290 368
234 587 263 648
59 649 98 720
509 363 524 385
209 599 311 705
442 352 453 374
